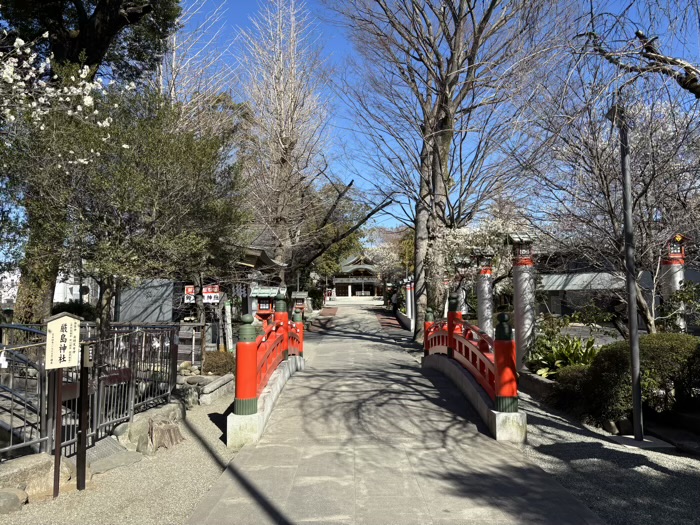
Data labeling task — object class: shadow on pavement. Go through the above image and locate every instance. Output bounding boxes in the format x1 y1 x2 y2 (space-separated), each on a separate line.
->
182 416 294 525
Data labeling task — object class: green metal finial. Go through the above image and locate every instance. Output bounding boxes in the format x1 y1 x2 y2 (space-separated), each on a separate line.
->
495 312 513 341
239 314 257 342
292 309 303 322
275 293 287 313
425 308 435 322
448 292 460 312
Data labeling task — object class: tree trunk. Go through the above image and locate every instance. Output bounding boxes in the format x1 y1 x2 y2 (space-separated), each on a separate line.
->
637 283 657 334
13 209 64 325
424 125 452 315
414 204 429 343
95 276 115 339
193 273 206 325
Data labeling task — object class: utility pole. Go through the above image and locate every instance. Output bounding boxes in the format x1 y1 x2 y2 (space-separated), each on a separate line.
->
607 102 643 441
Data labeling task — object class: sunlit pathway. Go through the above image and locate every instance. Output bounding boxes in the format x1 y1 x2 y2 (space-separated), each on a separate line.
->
190 300 602 525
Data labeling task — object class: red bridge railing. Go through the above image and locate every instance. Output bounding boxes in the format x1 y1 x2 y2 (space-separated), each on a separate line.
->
234 295 305 416
424 307 518 412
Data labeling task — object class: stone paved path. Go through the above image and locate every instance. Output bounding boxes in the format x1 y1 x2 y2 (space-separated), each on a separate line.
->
190 301 603 525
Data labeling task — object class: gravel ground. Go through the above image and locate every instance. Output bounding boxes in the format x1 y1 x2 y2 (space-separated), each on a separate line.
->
5 396 237 525
517 394 700 525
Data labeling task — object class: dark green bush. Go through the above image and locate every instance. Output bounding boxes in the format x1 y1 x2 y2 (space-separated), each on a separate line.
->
553 364 591 417
52 300 97 321
307 288 324 310
677 345 700 410
585 333 700 424
202 351 235 376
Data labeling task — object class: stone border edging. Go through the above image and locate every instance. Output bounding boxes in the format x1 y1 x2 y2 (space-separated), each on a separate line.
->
226 356 305 449
199 373 234 405
422 354 526 442
518 369 556 402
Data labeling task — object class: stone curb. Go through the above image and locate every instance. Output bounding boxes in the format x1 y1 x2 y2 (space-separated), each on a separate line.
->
199 373 235 405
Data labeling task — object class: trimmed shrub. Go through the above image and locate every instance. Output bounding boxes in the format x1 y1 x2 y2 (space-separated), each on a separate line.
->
202 351 235 376
553 364 591 417
585 333 700 424
308 288 324 310
52 300 97 321
677 344 700 410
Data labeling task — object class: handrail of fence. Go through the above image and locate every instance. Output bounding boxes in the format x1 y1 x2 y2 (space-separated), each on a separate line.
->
256 320 286 396
424 305 518 412
0 322 179 462
233 297 304 416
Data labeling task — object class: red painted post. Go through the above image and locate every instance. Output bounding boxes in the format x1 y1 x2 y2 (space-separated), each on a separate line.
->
447 292 461 359
274 294 289 359
424 308 434 357
292 309 304 356
234 315 258 415
494 312 518 412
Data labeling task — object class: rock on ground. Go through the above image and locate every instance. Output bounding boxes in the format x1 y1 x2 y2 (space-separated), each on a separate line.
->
0 489 26 514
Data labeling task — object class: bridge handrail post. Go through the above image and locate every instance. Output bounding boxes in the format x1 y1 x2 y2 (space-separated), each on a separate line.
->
292 309 304 356
234 315 258 415
447 292 461 359
423 308 434 356
494 313 518 412
274 294 289 360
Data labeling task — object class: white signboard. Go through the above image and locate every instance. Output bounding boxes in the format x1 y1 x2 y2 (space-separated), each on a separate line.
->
203 284 220 304
184 285 196 303
46 313 81 369
203 293 220 304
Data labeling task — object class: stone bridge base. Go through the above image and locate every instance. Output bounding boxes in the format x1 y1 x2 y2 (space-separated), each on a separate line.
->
226 356 305 449
422 353 527 443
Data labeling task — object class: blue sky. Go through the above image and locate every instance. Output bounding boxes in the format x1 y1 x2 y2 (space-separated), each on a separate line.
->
185 1 700 233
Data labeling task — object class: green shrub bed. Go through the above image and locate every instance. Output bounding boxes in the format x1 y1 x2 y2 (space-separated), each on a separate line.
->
550 333 700 425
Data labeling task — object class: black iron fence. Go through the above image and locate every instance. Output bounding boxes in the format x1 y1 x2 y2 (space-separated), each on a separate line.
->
0 323 185 461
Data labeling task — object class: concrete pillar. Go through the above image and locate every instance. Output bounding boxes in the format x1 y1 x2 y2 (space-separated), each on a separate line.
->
661 257 686 331
348 284 352 297
476 265 494 337
513 256 536 369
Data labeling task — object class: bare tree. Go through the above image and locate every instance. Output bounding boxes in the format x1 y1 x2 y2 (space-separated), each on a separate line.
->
237 0 389 286
581 0 700 99
518 55 700 334
152 0 239 137
331 0 565 341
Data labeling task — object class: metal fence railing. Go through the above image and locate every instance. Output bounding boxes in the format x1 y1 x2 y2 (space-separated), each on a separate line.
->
0 345 47 459
0 323 180 462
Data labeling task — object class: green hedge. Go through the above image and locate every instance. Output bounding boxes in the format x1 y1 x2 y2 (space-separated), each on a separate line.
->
552 364 590 418
579 333 700 424
202 351 235 376
308 288 324 310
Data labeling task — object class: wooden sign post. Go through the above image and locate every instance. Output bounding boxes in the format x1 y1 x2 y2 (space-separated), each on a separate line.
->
45 312 82 499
